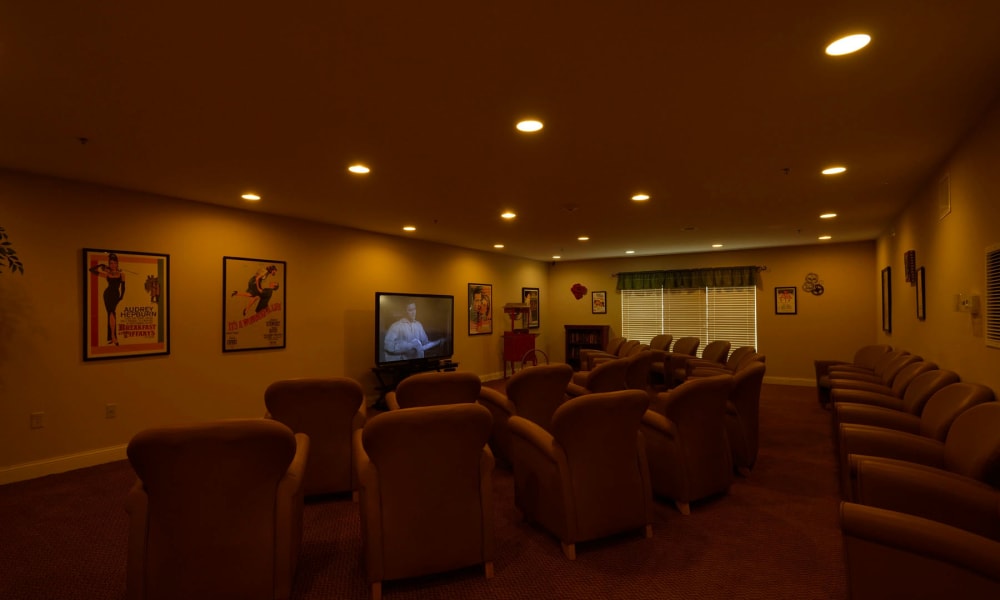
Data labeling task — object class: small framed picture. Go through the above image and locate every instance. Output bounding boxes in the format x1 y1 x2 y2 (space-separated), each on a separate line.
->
468 283 493 335
774 286 797 315
591 291 607 314
916 266 926 321
522 287 540 328
223 257 286 352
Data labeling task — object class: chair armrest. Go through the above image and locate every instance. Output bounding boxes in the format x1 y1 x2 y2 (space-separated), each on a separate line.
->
565 382 589 397
834 404 917 431
829 379 894 395
478 387 514 415
508 415 558 461
276 432 310 599
830 388 902 410
829 371 882 384
384 391 401 411
840 425 946 469
640 409 677 439
853 456 1000 538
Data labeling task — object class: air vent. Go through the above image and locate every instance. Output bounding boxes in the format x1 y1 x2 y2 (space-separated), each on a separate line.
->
986 244 1000 348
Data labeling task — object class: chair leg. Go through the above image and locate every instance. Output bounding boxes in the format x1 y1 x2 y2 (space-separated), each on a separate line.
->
675 500 691 515
370 582 381 600
561 541 576 560
484 561 494 579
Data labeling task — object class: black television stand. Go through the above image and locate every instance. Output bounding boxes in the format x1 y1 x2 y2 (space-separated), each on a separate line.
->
371 359 459 410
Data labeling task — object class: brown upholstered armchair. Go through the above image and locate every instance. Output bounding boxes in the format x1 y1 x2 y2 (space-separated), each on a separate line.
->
624 349 657 391
841 456 1000 598
827 360 937 398
839 390 999 501
578 336 625 371
507 389 653 559
264 377 365 498
668 340 730 387
384 370 483 409
589 339 642 369
827 352 921 396
641 374 734 514
566 356 630 397
354 403 495 599
477 363 573 468
125 419 309 600
814 343 892 406
649 333 673 352
656 335 700 388
723 361 767 475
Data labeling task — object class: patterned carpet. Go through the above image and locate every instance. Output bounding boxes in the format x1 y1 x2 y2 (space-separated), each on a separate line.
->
0 384 845 599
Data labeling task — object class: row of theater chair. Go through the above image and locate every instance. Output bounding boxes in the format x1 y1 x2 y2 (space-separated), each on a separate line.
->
817 344 1000 597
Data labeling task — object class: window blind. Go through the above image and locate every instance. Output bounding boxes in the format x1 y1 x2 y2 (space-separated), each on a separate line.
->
622 286 757 351
987 244 1000 348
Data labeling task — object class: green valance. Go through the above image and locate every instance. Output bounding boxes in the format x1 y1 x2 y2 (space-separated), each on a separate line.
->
616 266 762 291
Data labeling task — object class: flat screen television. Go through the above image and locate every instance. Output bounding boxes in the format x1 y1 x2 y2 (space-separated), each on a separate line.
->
375 292 455 368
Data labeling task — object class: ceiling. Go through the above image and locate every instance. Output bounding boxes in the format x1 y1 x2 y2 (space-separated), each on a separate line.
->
3 2 1000 262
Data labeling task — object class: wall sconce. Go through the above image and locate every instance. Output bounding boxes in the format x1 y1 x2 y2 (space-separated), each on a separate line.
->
955 293 981 317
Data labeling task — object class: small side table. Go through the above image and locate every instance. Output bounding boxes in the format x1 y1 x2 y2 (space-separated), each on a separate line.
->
503 332 537 378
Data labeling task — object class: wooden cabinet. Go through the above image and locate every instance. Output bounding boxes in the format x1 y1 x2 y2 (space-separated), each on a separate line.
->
564 324 610 371
503 332 537 377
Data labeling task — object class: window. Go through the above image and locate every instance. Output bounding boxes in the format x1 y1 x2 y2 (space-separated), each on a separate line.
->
987 244 1000 348
622 286 757 350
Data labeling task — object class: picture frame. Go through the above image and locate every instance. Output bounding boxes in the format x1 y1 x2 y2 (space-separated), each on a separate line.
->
223 256 286 352
83 248 170 361
468 283 493 335
591 290 607 314
522 287 540 329
774 286 797 315
916 266 926 321
882 266 892 333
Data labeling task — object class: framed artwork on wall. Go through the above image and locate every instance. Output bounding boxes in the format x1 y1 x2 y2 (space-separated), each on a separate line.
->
774 286 797 315
916 266 926 321
223 256 286 352
522 287 540 328
468 283 493 335
881 266 892 333
83 248 170 361
592 291 607 314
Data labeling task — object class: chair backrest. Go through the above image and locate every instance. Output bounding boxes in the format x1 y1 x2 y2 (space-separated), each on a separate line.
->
886 361 938 398
872 349 910 377
391 371 483 409
264 377 364 496
943 402 1000 486
853 344 893 369
735 351 766 371
625 350 656 390
605 336 626 355
728 361 767 467
649 334 673 351
126 419 300 600
616 339 641 357
725 346 756 370
878 353 922 386
506 363 573 431
359 403 494 582
919 382 996 440
672 336 700 356
700 340 731 364
901 369 961 415
550 390 651 530
584 357 630 393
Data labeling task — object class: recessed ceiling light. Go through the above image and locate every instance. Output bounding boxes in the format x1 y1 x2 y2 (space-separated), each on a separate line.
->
820 213 838 219
822 166 847 175
625 250 635 254
494 244 505 249
712 244 724 248
552 255 561 260
501 211 516 219
631 193 650 201
402 226 416 232
348 164 370 174
241 193 261 201
516 120 543 132
818 235 832 240
825 34 871 56
577 236 589 241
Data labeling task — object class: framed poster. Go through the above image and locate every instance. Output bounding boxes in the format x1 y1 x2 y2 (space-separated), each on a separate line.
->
522 287 540 329
468 283 493 335
223 257 286 352
881 266 892 333
774 286 797 315
591 291 607 314
916 266 926 321
83 248 169 361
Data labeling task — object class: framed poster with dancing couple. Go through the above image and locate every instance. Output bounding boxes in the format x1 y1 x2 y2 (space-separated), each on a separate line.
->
468 283 493 335
83 248 170 361
223 256 286 352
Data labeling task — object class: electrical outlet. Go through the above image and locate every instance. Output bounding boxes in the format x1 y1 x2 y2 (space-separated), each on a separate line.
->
105 404 117 419
30 412 45 429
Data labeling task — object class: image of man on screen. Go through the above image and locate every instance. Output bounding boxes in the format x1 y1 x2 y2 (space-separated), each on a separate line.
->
383 302 444 362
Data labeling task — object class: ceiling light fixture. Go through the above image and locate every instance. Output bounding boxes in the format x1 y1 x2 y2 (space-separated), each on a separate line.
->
625 250 635 254
818 235 832 240
494 244 505 249
820 213 837 219
631 193 650 201
822 166 847 175
402 226 416 232
516 120 543 132
501 211 516 219
577 236 589 241
712 244 724 248
825 34 871 56
348 164 370 174
552 255 561 260
241 193 261 201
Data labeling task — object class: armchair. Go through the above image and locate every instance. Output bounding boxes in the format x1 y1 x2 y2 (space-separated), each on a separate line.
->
814 344 892 406
477 363 573 468
507 390 653 559
656 335 700 388
723 361 767 475
566 356 629 397
384 370 483 410
578 336 625 371
355 403 495 599
642 374 734 514
669 340 730 387
264 377 365 497
125 419 309 600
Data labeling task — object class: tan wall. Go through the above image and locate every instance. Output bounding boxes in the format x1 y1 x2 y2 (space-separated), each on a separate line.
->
547 242 878 384
876 98 1000 391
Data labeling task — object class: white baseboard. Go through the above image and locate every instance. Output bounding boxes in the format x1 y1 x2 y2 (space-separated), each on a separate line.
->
764 376 816 387
0 444 128 485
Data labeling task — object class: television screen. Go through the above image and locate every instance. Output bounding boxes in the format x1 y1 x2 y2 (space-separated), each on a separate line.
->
375 292 454 367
